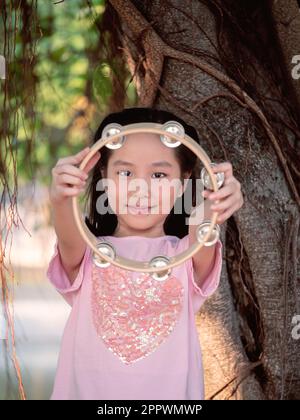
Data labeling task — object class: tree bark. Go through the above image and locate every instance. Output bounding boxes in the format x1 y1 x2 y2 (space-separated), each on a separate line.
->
108 0 300 399
271 0 300 117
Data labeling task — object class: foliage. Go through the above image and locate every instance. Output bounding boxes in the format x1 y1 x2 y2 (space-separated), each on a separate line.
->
0 0 137 184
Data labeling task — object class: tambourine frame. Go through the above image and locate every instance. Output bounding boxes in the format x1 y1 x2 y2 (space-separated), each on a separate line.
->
72 122 220 274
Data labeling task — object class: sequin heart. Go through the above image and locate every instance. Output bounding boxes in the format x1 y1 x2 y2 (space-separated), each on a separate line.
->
91 263 184 364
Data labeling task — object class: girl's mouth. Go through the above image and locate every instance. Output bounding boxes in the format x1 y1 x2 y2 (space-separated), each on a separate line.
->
126 205 156 215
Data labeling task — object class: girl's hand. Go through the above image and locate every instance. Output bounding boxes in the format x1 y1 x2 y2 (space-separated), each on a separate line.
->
50 147 101 205
202 162 244 224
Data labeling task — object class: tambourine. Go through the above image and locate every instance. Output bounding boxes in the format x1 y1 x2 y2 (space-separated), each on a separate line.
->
72 121 224 281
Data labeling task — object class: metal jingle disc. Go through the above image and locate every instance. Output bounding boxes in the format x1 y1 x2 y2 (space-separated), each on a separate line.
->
102 123 125 149
92 241 116 268
196 221 220 247
200 162 225 190
160 121 184 148
149 255 172 281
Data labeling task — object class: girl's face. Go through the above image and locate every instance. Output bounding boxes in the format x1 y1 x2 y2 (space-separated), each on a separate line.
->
104 133 186 236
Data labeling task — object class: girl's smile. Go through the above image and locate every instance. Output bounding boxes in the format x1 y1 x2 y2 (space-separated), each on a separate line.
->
126 204 158 215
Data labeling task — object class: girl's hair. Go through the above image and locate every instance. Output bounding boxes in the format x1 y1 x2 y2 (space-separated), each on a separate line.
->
85 107 200 238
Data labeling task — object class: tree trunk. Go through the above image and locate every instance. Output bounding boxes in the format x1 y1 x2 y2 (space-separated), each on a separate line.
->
271 0 300 116
107 0 300 399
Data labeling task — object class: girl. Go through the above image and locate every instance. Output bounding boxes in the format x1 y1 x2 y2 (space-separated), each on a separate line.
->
47 107 243 400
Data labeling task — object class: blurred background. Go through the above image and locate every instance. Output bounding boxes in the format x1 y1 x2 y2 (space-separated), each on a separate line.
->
0 182 70 399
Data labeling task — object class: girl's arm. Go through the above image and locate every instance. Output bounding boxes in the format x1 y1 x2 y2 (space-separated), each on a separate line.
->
188 200 217 288
49 147 100 285
188 162 243 288
51 197 88 284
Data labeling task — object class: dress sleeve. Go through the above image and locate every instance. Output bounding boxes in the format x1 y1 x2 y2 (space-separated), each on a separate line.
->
176 235 223 314
46 237 91 306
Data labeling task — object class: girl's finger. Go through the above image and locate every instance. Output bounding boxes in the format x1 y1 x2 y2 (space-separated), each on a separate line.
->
54 164 88 180
57 185 85 197
210 195 236 212
56 147 91 167
81 151 101 174
211 161 233 178
57 174 86 188
224 176 239 188
217 202 240 223
207 184 235 201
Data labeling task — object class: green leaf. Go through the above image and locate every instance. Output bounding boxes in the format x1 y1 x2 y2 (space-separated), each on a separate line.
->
92 63 112 107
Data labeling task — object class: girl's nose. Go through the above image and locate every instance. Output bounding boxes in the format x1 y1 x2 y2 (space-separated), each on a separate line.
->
131 195 150 204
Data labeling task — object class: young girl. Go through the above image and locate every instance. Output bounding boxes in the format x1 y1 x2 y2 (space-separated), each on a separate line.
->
47 107 243 400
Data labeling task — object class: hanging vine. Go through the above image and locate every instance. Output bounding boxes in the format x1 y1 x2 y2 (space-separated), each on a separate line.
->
0 0 39 400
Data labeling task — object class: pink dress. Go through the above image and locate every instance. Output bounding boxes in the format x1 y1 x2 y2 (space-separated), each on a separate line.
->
46 234 223 400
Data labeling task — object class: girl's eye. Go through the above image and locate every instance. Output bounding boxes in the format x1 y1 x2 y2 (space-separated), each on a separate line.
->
152 172 167 179
117 171 167 179
117 170 132 177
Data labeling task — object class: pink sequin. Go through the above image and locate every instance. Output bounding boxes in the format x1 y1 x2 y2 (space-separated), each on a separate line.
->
91 262 184 364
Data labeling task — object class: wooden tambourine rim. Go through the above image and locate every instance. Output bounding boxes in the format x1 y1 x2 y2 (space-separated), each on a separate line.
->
72 122 220 273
